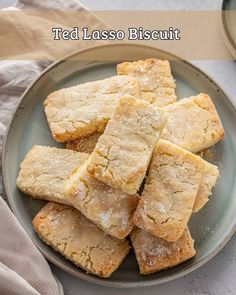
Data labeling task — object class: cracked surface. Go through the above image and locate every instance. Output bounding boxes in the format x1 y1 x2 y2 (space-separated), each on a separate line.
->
87 96 167 194
117 58 176 107
33 202 129 278
44 75 140 142
161 93 225 153
134 140 204 242
66 161 139 239
130 227 196 274
66 132 102 154
17 145 89 204
194 160 219 212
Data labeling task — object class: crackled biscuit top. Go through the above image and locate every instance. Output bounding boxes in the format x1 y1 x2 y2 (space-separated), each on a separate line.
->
44 75 140 142
134 139 204 242
33 202 130 278
87 95 167 194
16 145 88 204
66 161 139 239
130 227 196 274
117 58 176 107
161 93 224 153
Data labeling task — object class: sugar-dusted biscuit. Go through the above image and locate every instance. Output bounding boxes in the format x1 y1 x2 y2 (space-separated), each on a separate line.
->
66 161 139 239
33 202 130 278
87 96 167 194
193 160 219 212
66 132 102 154
134 140 204 242
17 145 88 204
117 58 176 107
130 227 196 274
44 75 140 142
161 93 224 153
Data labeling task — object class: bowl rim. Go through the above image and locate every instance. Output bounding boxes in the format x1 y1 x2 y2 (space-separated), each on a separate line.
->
2 43 236 288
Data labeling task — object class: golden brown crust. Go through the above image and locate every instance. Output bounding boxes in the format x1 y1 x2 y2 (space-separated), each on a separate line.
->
66 161 139 239
16 145 89 203
87 95 167 194
161 93 225 153
130 227 196 274
117 58 176 107
44 75 140 142
134 140 204 242
33 202 130 278
66 132 102 154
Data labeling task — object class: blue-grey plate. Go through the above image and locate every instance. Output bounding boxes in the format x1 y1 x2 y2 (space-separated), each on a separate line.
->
2 44 236 288
221 0 236 59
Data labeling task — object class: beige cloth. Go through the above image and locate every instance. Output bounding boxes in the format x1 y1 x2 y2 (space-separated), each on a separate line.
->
0 0 105 294
0 197 64 295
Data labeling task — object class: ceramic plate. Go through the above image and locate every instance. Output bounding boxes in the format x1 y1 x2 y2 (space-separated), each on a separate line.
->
2 44 236 288
221 0 236 59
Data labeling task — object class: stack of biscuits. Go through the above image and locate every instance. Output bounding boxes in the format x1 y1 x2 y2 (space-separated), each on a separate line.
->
17 59 224 278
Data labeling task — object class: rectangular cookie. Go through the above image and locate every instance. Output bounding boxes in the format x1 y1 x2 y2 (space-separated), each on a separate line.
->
134 140 204 242
33 202 130 278
66 132 102 154
87 95 167 194
17 145 88 204
161 93 224 153
66 161 139 239
44 75 140 142
117 58 176 107
65 138 218 213
193 160 219 212
130 227 196 274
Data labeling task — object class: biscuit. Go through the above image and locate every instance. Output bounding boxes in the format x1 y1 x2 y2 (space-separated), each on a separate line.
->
17 145 88 204
66 161 139 239
87 96 167 194
161 93 224 153
117 58 176 107
130 227 196 274
33 202 130 278
66 132 102 154
134 140 204 242
44 75 140 142
194 160 219 212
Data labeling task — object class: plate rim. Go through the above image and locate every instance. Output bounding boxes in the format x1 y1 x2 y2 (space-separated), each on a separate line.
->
221 0 236 59
2 43 236 288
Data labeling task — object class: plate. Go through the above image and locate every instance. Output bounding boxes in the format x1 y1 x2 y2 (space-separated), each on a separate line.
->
2 44 236 288
221 0 236 59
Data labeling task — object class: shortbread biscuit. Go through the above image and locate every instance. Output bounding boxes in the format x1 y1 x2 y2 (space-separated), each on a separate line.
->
17 145 88 204
161 93 224 153
33 202 130 278
66 132 102 154
134 140 204 242
87 96 167 194
66 161 139 239
44 75 140 142
117 58 176 107
130 227 195 274
193 161 219 212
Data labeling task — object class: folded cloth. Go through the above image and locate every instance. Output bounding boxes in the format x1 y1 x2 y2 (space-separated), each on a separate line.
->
0 197 64 295
0 0 106 293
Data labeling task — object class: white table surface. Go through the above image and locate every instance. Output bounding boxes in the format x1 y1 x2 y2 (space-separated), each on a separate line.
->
1 0 236 294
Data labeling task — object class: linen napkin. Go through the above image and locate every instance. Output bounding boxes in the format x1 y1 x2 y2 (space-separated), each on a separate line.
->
0 197 64 295
0 0 106 294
